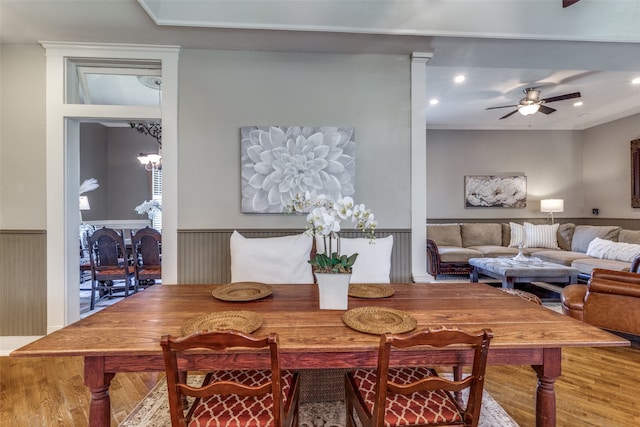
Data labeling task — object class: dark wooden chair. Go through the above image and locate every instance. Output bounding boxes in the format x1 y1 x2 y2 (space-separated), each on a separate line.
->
345 327 493 427
87 227 133 310
79 223 96 290
130 226 162 291
160 330 300 427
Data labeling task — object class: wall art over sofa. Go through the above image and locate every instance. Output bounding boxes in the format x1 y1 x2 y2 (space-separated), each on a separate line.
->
464 175 527 208
240 126 356 213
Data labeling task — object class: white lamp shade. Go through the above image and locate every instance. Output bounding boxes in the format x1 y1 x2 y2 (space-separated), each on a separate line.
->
79 196 91 210
540 199 564 213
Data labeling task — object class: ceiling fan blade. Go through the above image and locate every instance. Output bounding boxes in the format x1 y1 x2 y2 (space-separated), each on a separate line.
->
499 110 519 120
542 92 581 103
486 104 518 110
538 105 557 115
563 0 580 7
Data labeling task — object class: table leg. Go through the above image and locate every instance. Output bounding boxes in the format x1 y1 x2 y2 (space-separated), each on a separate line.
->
532 348 561 427
84 356 115 427
470 268 479 283
503 276 515 289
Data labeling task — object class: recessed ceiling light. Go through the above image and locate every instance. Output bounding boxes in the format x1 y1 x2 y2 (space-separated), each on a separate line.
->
632 77 640 85
454 75 465 83
429 98 439 105
573 101 583 107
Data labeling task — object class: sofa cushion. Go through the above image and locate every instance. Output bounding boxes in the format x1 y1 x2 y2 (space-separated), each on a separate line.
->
586 237 640 262
230 231 314 284
571 225 621 253
427 224 462 247
460 223 502 247
437 246 483 263
534 250 588 266
557 223 575 251
508 222 525 247
571 258 631 275
501 223 511 247
468 245 520 258
619 229 640 245
523 222 560 249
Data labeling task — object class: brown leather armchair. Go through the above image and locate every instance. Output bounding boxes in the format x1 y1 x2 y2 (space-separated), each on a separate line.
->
561 262 640 336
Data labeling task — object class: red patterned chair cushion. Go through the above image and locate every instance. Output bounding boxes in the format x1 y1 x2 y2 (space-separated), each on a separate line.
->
189 369 295 426
351 367 464 426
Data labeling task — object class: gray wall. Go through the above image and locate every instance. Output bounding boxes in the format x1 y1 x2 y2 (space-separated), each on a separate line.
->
583 114 640 219
177 50 412 229
426 129 584 221
80 124 159 221
0 44 46 229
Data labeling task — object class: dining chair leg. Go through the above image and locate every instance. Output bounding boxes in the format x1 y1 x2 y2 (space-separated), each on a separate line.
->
90 279 97 311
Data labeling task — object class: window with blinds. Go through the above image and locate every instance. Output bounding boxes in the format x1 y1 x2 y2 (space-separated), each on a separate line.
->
152 168 162 231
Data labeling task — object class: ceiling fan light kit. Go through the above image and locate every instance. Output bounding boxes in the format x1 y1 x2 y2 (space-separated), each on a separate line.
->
487 88 581 120
518 103 540 116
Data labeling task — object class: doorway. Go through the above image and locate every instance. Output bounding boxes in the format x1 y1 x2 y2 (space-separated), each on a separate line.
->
42 42 179 330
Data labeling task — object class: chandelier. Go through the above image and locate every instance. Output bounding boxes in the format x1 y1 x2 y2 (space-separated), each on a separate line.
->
131 75 163 170
131 123 162 170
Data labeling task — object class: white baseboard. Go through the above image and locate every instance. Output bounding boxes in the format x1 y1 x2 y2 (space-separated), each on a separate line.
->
0 336 43 356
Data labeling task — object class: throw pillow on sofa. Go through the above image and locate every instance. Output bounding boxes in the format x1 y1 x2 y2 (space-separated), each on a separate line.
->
316 235 393 283
571 225 622 253
230 230 314 284
586 237 640 262
523 222 560 249
508 222 525 247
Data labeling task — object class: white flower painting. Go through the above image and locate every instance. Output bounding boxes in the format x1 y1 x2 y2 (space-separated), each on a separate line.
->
241 126 356 213
464 175 527 208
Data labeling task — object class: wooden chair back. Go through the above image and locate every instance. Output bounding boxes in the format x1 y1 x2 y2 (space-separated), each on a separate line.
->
347 326 493 427
131 226 162 267
88 227 129 274
160 330 295 427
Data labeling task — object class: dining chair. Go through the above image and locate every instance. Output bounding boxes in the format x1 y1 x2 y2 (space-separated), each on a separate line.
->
79 223 96 290
160 330 300 427
130 226 162 291
345 327 493 427
87 227 134 310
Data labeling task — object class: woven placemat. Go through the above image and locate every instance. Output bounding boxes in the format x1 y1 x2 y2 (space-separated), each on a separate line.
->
342 306 417 335
348 284 395 299
181 311 263 336
211 282 273 301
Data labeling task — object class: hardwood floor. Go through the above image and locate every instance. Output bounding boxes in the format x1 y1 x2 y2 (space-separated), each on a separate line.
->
2 346 639 426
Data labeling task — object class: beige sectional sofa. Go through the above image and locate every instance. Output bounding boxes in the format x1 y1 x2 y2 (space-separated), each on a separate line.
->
427 222 640 281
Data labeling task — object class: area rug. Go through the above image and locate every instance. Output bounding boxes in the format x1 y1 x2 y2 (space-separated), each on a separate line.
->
120 375 519 427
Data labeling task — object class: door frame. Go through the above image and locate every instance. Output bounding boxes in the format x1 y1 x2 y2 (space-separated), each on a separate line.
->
42 42 180 331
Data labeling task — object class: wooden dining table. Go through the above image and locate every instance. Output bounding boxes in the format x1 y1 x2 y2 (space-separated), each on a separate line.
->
11 282 628 427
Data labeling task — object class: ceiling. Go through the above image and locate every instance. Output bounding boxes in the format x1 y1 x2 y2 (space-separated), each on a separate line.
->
3 0 640 130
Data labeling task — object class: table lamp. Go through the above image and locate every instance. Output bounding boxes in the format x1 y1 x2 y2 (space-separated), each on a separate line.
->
540 199 564 224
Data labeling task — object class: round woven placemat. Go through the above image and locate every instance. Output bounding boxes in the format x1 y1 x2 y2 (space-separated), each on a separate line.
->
348 284 395 299
212 282 273 302
181 311 263 336
342 306 417 335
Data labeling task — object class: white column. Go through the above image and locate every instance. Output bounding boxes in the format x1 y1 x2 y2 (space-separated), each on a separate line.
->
410 52 434 283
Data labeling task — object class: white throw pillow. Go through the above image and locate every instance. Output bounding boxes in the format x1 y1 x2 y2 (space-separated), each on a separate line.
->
508 222 525 247
523 222 560 249
316 235 393 283
587 237 640 262
230 231 314 284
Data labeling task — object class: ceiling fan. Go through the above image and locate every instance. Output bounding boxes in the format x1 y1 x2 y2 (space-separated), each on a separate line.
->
486 88 582 120
563 0 581 7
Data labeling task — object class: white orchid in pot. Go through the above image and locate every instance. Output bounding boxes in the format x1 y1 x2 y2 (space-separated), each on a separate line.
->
285 192 377 274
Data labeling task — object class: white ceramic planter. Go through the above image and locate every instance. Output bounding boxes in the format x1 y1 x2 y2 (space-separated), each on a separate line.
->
315 273 351 310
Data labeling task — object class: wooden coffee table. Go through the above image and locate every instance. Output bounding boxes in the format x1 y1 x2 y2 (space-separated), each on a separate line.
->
469 257 580 289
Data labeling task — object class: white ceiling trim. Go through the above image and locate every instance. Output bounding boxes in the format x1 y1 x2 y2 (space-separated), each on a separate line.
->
138 0 640 43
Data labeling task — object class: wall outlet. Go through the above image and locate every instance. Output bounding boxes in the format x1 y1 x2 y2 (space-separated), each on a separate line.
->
592 208 599 215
